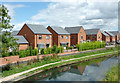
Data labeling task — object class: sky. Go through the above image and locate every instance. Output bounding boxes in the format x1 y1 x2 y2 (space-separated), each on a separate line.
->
1 0 119 31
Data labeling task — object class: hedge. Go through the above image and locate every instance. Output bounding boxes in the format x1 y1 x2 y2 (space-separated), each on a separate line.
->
76 41 105 52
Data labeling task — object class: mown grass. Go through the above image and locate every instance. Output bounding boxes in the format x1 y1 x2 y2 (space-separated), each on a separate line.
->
2 47 118 77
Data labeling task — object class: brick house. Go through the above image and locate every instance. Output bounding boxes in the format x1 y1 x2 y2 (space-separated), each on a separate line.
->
47 26 70 47
14 35 29 50
9 31 29 51
104 31 116 43
85 29 102 42
18 24 52 49
65 26 86 46
108 31 119 42
101 32 110 43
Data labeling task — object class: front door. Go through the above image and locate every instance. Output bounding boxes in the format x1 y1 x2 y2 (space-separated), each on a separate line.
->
46 44 49 48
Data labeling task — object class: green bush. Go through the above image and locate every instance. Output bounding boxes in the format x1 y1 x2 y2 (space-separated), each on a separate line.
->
34 48 38 55
59 46 64 53
77 41 105 52
19 50 26 58
31 50 35 56
26 50 30 56
52 45 58 53
42 56 51 61
46 48 52 54
41 48 46 54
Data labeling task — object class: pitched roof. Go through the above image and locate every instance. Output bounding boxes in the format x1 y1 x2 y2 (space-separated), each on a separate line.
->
101 32 109 36
11 31 19 36
26 24 52 34
105 31 115 36
49 26 70 35
108 31 118 36
65 26 82 34
13 36 28 44
85 28 100 35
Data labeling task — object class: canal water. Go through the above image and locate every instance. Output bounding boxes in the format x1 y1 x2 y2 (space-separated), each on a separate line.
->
18 55 119 82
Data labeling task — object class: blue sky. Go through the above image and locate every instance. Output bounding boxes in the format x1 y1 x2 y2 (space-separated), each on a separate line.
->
2 1 118 31
3 2 51 23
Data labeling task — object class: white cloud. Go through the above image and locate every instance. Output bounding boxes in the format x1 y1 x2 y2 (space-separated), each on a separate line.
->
4 4 25 20
30 2 118 31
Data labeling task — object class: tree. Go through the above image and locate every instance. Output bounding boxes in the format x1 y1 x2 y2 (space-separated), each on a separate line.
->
0 4 19 56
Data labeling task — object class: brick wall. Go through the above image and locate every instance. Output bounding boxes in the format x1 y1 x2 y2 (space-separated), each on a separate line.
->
97 30 102 41
18 24 35 48
58 35 70 46
18 44 29 50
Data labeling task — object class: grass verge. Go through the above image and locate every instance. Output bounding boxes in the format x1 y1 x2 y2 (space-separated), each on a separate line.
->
104 62 119 81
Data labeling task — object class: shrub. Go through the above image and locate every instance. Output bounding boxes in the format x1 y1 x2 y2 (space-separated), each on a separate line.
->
77 41 106 52
19 50 26 58
31 50 35 56
41 48 46 54
66 45 69 51
52 45 58 53
46 48 52 54
34 48 38 55
42 56 52 61
26 50 30 56
70 46 73 51
59 46 64 53
1 63 11 72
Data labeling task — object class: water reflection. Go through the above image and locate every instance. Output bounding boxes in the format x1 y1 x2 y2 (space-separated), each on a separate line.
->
20 56 118 82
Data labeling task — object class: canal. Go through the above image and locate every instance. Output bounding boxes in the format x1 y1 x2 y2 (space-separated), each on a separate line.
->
17 55 119 82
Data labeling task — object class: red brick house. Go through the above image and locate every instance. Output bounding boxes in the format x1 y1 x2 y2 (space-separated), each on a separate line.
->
47 26 70 47
85 29 102 42
9 31 29 51
65 26 86 46
13 35 29 50
108 31 119 42
101 32 110 43
104 31 117 43
18 24 52 49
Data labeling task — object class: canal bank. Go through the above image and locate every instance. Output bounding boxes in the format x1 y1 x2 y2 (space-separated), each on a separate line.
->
0 50 118 82
16 53 119 82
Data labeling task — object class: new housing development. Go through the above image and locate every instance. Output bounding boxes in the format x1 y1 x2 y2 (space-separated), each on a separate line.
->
11 24 119 50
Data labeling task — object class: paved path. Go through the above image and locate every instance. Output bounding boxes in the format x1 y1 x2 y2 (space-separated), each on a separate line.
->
0 51 117 82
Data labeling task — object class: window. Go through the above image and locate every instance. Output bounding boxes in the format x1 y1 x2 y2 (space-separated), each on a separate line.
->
81 35 83 39
66 36 68 39
46 35 49 39
38 44 45 49
92 36 95 38
39 35 42 39
99 35 100 39
25 34 26 38
61 36 63 39
88 37 90 39
72 36 74 39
